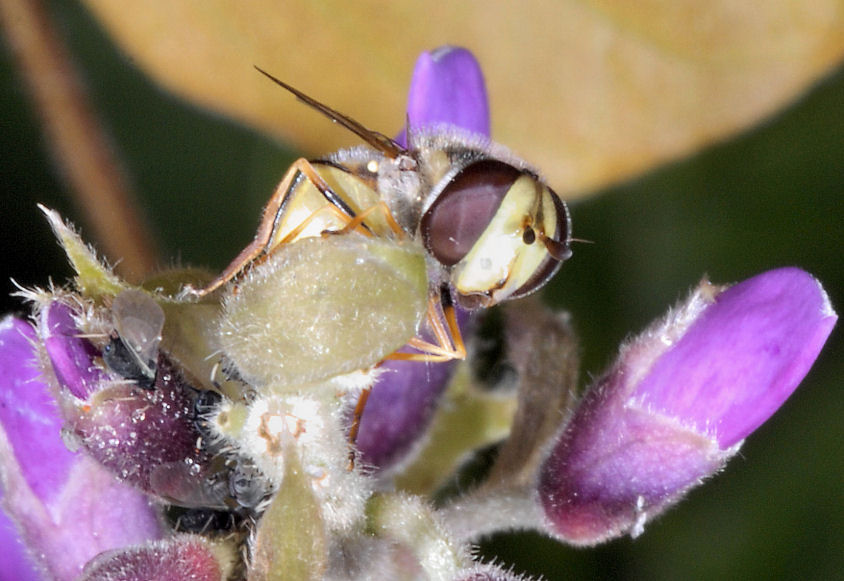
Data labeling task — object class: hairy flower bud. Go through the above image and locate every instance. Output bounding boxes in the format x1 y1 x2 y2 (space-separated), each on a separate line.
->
539 268 837 544
218 235 427 388
453 564 534 580
38 299 247 512
400 45 490 142
42 302 198 484
77 535 237 581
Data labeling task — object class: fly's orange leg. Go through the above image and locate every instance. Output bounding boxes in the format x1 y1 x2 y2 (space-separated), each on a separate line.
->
387 286 466 363
334 200 406 240
347 385 373 469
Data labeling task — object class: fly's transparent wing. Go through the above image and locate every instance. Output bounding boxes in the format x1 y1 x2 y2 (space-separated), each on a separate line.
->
108 289 165 384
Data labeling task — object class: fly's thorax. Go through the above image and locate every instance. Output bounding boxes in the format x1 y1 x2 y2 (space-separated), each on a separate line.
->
321 146 422 236
373 153 427 234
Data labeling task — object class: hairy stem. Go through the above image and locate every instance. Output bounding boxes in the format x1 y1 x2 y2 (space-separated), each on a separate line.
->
438 487 544 545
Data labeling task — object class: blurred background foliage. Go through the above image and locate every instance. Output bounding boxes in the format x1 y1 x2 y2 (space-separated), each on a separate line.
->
1 1 841 579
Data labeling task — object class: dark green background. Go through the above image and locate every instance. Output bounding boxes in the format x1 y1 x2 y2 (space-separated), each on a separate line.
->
1 2 841 579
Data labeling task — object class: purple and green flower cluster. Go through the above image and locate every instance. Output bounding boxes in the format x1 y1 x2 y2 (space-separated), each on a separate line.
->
0 47 836 580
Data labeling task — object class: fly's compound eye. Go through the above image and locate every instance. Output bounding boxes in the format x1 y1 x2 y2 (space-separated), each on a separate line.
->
421 159 571 309
421 160 522 267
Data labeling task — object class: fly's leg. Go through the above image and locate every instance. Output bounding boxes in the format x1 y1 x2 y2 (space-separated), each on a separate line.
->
387 285 466 363
347 287 465 468
347 385 373 469
333 200 406 240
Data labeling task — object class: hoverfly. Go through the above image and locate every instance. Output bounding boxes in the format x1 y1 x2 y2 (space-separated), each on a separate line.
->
196 67 571 357
191 67 573 441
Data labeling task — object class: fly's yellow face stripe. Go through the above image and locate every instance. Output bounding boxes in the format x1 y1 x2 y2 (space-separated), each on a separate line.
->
420 157 570 309
451 176 554 302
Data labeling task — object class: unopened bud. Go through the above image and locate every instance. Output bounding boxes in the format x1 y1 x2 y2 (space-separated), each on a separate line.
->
539 268 836 544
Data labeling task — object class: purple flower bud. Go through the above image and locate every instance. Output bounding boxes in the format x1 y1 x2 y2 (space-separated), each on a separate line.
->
356 357 457 469
78 535 232 581
539 268 837 545
397 46 490 146
40 300 105 400
358 46 489 470
0 315 162 581
38 301 223 506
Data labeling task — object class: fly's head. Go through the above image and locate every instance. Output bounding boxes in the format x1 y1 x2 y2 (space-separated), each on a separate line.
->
368 130 573 310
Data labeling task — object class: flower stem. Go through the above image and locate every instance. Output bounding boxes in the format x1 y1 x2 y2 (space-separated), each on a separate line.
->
438 487 543 545
0 0 158 282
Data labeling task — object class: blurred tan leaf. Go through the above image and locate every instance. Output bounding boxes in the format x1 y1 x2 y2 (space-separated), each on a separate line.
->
82 0 844 197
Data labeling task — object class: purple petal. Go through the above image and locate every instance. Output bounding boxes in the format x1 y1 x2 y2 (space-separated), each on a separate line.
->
397 46 490 147
634 267 837 447
0 508 41 580
0 316 74 504
356 358 457 470
2 444 164 581
1 317 163 580
357 309 470 471
41 302 105 400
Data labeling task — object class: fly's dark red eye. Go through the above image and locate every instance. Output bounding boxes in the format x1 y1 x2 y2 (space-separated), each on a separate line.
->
420 160 522 266
421 156 571 308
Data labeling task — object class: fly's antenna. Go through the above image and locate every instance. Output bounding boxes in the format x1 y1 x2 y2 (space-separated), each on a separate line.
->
402 112 415 150
254 65 405 158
